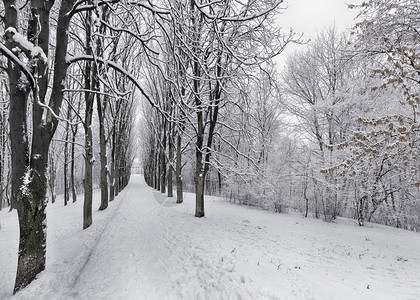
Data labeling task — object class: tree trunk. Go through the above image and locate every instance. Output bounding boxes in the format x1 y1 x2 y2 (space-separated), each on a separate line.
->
97 94 109 210
160 121 167 194
191 0 205 217
115 144 121 197
176 135 183 203
0 105 4 210
154 148 158 190
14 169 47 293
217 169 222 195
167 124 174 198
63 109 70 206
109 125 116 201
71 122 78 203
117 149 123 195
83 124 94 229
195 166 206 217
5 0 29 212
303 178 309 218
96 11 109 211
156 147 160 191
48 153 56 204
83 10 94 229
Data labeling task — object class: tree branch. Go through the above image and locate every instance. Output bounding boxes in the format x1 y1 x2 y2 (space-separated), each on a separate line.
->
0 43 35 87
67 55 169 118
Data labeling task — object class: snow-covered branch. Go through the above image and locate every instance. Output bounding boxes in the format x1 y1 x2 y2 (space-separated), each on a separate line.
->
3 27 47 63
0 43 35 87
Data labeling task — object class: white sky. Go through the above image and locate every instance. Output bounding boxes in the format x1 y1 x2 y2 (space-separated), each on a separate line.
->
275 0 364 69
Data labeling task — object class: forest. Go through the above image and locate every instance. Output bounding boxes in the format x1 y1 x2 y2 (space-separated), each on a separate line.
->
0 0 419 297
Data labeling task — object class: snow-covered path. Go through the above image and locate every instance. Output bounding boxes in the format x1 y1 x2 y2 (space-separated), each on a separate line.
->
1 174 420 299
71 177 177 299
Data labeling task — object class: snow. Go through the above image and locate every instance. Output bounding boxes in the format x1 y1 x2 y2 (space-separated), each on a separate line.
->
4 27 47 63
30 46 47 62
1 175 420 299
20 169 32 197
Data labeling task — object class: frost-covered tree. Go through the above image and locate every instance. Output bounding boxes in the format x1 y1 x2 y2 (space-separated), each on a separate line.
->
336 0 420 228
160 0 295 217
282 27 360 220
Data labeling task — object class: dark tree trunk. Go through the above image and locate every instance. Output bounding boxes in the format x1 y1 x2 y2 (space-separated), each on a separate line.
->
167 122 174 198
109 124 116 201
97 94 109 211
194 93 205 217
192 10 205 217
153 148 158 190
5 0 29 212
114 143 121 197
176 134 183 203
48 152 56 204
160 120 167 194
71 121 78 203
63 109 70 206
217 169 222 195
156 146 160 191
14 169 48 293
83 122 94 229
303 178 309 218
195 161 206 217
83 10 95 230
95 9 109 211
0 103 5 210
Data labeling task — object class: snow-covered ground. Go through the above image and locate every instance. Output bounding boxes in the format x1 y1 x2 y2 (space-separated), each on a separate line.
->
1 175 420 299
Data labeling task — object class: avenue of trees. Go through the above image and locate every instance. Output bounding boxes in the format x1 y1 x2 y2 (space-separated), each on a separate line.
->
0 0 155 293
140 0 420 231
0 0 418 295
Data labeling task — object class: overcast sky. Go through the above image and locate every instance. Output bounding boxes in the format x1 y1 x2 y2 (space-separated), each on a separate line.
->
275 0 364 69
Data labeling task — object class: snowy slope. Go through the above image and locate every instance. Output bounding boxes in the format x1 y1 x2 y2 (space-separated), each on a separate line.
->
1 175 420 299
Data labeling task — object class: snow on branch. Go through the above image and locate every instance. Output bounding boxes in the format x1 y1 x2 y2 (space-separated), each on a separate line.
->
194 1 282 22
0 43 35 87
70 0 170 17
3 27 48 63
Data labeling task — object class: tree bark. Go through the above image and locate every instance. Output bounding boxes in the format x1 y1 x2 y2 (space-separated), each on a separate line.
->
4 0 29 212
14 170 47 293
83 10 95 229
109 122 116 201
0 101 5 210
97 93 109 211
160 120 167 194
83 122 94 229
167 122 174 198
176 134 183 203
48 152 56 204
195 165 206 217
71 119 78 203
192 4 205 217
63 109 71 206
156 145 160 191
114 142 121 196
